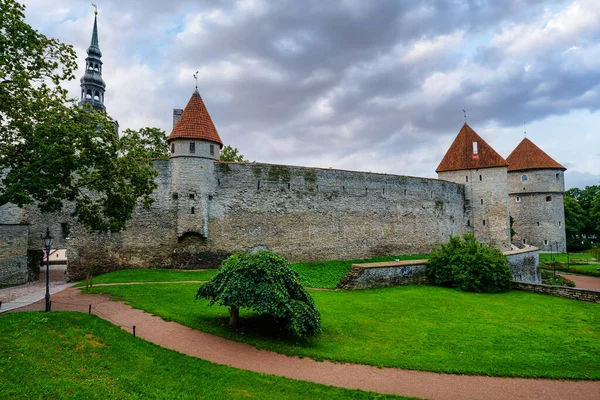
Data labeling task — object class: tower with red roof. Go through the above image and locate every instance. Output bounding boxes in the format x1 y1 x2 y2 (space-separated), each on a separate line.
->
506 138 567 252
167 90 224 238
436 124 511 250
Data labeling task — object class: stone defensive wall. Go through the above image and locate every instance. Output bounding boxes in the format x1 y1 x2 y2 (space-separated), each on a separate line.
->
63 160 471 280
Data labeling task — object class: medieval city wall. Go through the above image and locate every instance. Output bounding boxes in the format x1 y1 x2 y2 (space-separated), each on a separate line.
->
64 160 471 280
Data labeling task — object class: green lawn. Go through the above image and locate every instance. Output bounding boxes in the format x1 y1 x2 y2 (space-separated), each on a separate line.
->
79 254 429 289
86 283 600 380
540 252 598 264
0 312 406 399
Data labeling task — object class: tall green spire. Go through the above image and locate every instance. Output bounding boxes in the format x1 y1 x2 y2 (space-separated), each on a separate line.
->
79 10 106 112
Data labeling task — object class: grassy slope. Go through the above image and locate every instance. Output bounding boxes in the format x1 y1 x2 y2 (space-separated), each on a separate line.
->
86 283 600 380
0 312 407 400
80 254 429 289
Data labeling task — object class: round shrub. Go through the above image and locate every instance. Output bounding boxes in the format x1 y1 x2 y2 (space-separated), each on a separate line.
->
196 251 321 337
427 234 512 293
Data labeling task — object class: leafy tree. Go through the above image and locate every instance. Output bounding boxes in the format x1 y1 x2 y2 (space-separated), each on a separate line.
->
564 195 588 251
565 185 600 238
119 128 169 159
220 145 247 162
196 251 321 338
427 234 512 293
0 0 158 233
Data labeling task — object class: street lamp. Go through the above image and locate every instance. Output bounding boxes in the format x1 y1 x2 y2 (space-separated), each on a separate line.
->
41 228 53 312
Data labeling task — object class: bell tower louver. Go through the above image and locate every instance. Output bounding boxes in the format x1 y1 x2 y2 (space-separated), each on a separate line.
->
79 9 106 112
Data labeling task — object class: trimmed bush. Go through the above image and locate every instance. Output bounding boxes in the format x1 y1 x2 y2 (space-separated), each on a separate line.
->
196 251 321 337
541 270 576 287
427 234 512 293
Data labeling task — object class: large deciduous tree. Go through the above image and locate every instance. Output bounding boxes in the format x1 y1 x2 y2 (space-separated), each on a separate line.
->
119 128 169 159
219 145 247 162
0 0 159 233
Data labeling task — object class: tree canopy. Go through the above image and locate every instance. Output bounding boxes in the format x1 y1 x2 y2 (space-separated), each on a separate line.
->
220 145 247 162
119 128 169 159
0 0 160 233
196 251 321 338
564 185 600 251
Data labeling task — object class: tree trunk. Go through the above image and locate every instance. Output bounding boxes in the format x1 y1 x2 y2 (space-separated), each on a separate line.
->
229 306 239 328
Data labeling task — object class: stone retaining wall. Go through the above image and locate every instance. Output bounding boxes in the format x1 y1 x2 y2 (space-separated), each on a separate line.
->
511 281 600 303
0 225 29 285
337 260 430 290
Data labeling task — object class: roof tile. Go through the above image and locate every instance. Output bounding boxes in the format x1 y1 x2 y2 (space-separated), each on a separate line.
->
436 124 508 173
167 90 223 146
506 138 565 172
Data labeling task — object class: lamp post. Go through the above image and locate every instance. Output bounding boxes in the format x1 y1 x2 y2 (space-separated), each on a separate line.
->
41 228 53 312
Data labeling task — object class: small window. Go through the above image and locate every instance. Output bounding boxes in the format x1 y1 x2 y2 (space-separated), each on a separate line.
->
467 220 471 227
483 219 486 226
559 221 562 227
466 176 469 182
546 196 552 202
522 239 526 244
191 207 195 214
522 174 528 181
172 193 178 200
479 175 482 181
171 143 175 153
473 142 478 155
190 142 195 154
556 173 559 180
189 194 195 200
544 240 548 245
480 199 483 205
210 144 215 156
536 221 540 226
516 197 521 203
61 223 70 239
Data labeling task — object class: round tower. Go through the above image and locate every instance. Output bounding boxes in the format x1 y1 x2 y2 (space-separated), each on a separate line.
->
167 90 223 239
436 124 511 250
507 138 566 252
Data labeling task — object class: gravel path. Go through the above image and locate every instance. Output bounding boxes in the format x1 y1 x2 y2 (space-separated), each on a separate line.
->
557 273 600 291
0 266 69 304
14 287 600 400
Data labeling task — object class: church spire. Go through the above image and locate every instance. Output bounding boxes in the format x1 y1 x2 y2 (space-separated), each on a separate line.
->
79 8 106 112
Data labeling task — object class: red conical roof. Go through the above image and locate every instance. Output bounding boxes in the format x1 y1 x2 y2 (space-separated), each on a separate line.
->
436 124 508 173
167 90 223 146
506 138 565 172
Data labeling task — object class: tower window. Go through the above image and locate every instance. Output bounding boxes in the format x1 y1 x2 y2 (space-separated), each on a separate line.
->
559 221 562 227
546 196 552 202
210 144 215 156
171 143 175 153
473 142 478 155
94 91 100 101
522 174 528 181
516 197 521 203
190 142 195 153
544 240 548 245
522 239 526 244
479 175 482 181
191 207 195 214
536 221 540 226
88 63 93 70
480 199 483 205
189 194 195 200
556 173 559 179
94 64 99 71
483 219 486 226
467 220 470 226
86 89 92 99
466 176 469 182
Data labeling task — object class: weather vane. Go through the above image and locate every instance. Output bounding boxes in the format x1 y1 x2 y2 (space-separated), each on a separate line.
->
193 71 199 90
91 3 98 15
462 107 467 122
524 124 527 138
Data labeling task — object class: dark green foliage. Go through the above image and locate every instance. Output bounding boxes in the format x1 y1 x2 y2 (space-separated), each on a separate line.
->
427 234 512 293
119 127 169 159
509 216 516 240
541 270 576 287
197 251 321 337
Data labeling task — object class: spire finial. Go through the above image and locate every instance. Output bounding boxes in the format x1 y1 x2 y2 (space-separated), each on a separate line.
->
91 3 98 15
462 107 467 123
524 124 527 138
193 71 199 90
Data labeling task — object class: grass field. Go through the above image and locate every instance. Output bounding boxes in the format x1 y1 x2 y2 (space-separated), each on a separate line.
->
540 252 598 264
79 254 429 289
0 312 406 399
86 282 600 379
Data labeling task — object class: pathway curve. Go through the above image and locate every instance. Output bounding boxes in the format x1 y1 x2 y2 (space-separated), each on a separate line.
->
557 273 600 291
14 287 599 400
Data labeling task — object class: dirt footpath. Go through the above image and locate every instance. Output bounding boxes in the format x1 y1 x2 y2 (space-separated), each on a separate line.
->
15 287 600 400
558 273 600 291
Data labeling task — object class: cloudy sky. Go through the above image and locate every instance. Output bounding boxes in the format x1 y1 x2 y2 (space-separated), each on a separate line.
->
21 0 600 189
